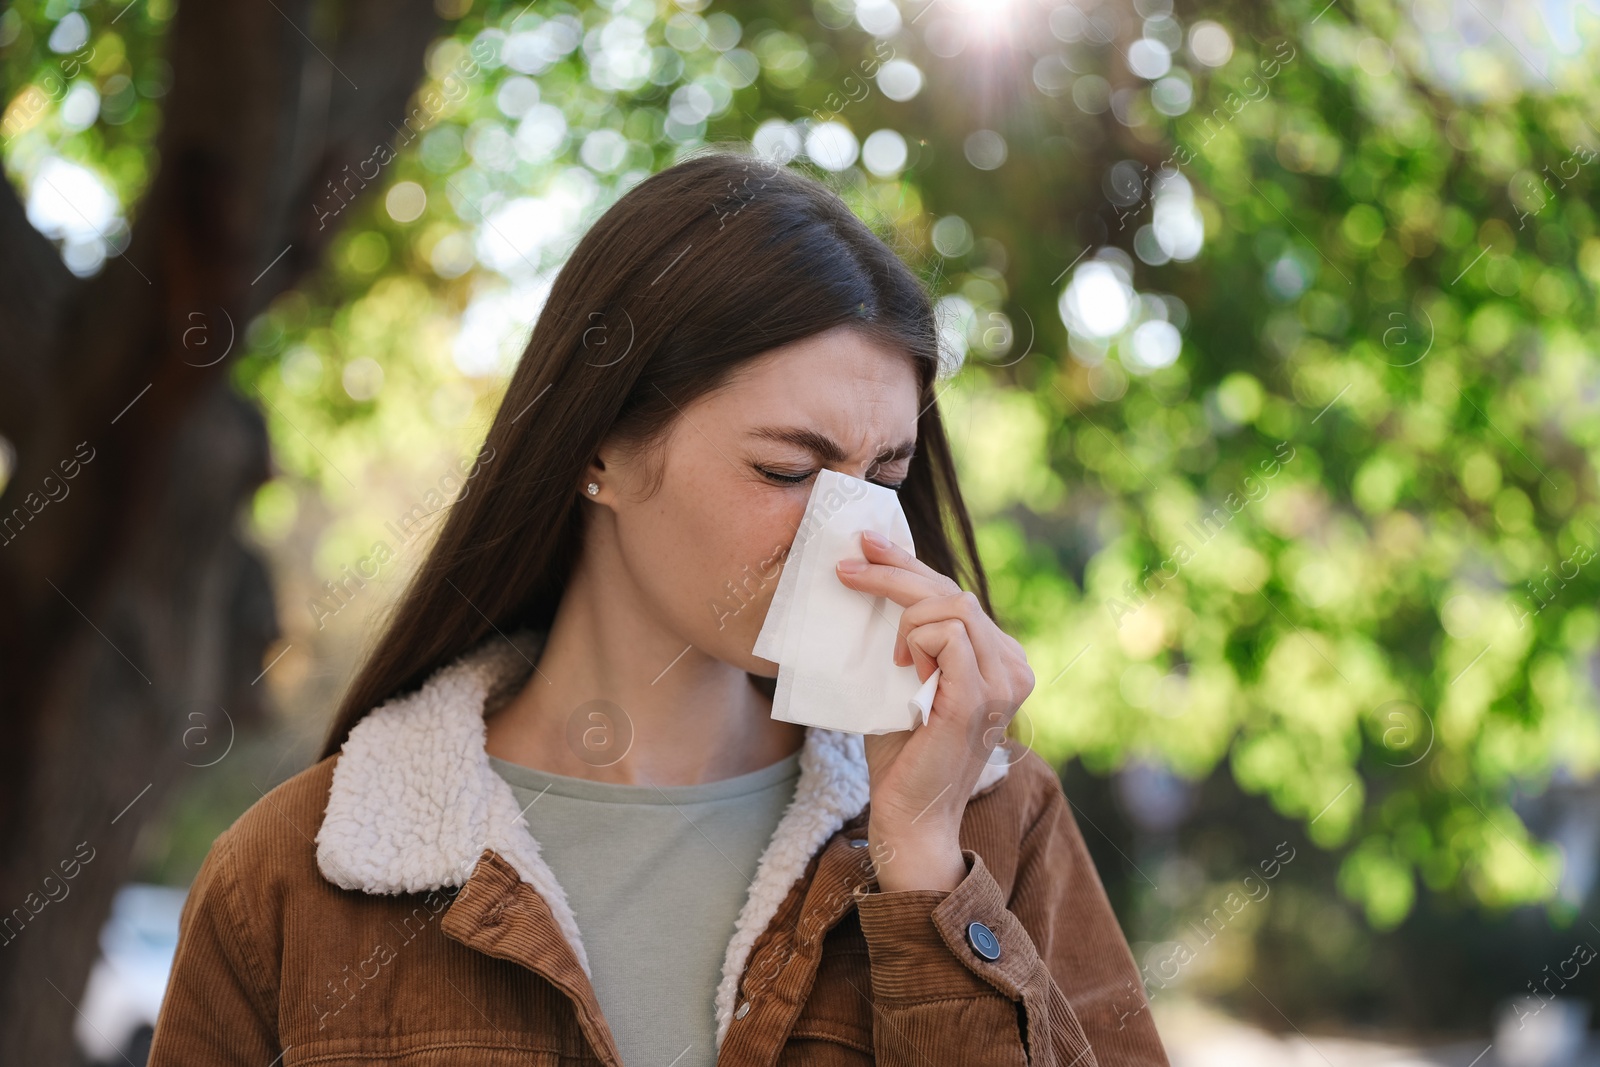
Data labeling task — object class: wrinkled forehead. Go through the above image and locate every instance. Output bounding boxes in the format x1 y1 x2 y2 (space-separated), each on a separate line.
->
711 330 922 451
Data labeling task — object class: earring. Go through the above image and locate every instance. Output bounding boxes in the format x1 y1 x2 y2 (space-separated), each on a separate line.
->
586 482 600 496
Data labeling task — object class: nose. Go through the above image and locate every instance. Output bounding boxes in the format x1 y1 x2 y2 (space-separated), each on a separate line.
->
830 461 875 482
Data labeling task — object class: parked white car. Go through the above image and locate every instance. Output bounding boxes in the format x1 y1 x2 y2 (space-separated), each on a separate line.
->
76 883 188 1066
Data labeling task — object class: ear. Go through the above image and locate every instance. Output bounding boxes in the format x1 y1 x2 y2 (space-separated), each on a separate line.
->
580 462 608 504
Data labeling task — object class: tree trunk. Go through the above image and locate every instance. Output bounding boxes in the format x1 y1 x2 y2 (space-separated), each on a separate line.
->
0 0 443 1059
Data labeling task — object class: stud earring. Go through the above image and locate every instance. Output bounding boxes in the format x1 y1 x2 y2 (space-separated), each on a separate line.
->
586 482 600 496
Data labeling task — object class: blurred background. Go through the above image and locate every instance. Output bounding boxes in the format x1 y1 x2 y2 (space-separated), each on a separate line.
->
4 0 1600 1062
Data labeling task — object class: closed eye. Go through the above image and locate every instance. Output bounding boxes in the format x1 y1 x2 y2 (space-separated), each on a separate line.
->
756 467 904 492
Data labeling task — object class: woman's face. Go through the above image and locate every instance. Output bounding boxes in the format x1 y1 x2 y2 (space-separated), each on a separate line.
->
587 323 922 678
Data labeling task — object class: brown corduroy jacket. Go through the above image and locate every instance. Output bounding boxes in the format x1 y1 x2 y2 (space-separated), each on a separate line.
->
147 628 1168 1066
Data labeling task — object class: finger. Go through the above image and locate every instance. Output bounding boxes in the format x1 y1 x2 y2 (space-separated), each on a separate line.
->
857 530 960 589
907 619 1028 758
902 598 1036 717
904 617 983 706
835 557 956 609
905 630 936 679
897 590 1007 682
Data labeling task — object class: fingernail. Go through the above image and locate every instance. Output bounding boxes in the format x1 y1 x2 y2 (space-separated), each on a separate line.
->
861 530 890 549
837 558 866 573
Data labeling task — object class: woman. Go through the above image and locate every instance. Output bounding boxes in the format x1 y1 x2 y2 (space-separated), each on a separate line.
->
148 150 1168 1066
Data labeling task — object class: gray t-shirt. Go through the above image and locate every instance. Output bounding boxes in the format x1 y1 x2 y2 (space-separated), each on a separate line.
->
486 749 803 1067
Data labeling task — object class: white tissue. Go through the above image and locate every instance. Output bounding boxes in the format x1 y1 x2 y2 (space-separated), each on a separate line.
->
753 468 941 735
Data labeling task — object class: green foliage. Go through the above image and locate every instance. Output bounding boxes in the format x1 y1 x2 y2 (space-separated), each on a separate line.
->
9 0 1600 946
2 0 172 216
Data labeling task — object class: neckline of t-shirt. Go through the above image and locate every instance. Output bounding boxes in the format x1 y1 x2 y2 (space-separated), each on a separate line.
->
487 748 803 805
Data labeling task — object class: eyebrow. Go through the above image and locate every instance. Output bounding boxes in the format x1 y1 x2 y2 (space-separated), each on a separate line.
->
746 426 917 465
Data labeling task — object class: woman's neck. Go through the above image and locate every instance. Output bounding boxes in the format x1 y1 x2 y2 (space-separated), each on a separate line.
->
483 553 804 787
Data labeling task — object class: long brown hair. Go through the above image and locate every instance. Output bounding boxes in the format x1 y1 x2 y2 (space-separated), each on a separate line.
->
317 148 993 760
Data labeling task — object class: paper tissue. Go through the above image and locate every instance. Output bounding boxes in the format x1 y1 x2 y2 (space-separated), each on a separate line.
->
752 468 941 735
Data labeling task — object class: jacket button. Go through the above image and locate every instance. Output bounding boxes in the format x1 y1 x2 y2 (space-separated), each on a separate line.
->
848 839 868 848
734 1001 751 1019
966 921 1001 961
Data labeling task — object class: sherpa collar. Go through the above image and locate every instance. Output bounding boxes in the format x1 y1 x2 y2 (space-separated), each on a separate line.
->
314 626 1012 1047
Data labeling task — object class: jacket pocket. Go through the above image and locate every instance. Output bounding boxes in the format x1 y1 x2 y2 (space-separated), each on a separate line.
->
778 1034 875 1065
779 935 874 1064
